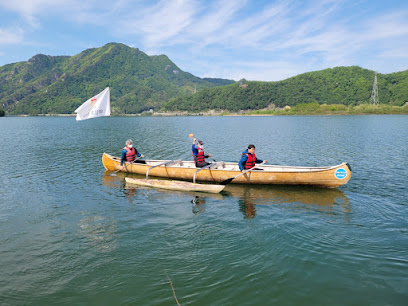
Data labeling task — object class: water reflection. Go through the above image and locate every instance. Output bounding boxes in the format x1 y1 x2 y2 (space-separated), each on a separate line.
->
101 170 125 189
123 188 137 204
225 184 350 218
238 189 257 219
101 171 350 218
191 195 206 215
78 214 117 252
102 171 222 213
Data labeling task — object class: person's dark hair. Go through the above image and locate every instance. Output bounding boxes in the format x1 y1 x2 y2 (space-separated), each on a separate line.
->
248 144 256 149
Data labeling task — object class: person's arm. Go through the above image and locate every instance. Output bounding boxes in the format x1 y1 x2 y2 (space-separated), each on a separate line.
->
255 157 266 164
192 144 198 156
135 149 144 158
238 154 248 171
120 149 127 166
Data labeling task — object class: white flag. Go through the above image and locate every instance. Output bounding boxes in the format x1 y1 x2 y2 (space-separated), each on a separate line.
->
75 87 111 121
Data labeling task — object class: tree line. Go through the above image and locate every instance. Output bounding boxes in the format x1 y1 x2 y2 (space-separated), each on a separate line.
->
164 66 408 112
0 43 233 115
0 42 407 115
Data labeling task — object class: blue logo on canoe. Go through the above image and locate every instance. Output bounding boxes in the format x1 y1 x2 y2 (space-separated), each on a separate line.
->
335 168 347 179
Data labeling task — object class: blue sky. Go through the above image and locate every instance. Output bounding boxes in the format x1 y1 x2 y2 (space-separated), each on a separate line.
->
0 0 407 81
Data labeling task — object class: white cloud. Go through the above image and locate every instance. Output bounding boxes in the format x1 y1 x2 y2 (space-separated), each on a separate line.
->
0 0 407 78
0 27 24 44
116 0 197 47
225 61 304 82
0 0 56 27
381 47 408 58
138 1 408 78
184 0 247 46
363 11 408 40
0 0 101 27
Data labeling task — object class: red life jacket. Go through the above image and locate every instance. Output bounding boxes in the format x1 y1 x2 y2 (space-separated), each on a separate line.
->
123 146 136 162
242 152 256 169
193 148 206 164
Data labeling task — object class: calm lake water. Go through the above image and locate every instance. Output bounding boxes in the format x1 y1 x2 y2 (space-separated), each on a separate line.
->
0 115 407 305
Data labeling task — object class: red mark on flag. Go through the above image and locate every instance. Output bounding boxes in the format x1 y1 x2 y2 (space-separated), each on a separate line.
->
90 97 97 106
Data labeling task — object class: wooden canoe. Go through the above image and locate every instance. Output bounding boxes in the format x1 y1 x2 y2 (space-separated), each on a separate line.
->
125 177 225 193
102 153 352 188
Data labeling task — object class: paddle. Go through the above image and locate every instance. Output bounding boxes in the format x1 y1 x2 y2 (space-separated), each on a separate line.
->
189 133 217 162
220 162 266 185
109 156 143 176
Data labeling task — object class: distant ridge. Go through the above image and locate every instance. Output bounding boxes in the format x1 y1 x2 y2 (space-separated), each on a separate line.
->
0 43 234 115
0 43 407 115
164 66 408 112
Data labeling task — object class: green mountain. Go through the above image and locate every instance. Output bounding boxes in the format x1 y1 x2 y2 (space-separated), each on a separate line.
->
164 67 408 112
0 43 234 115
0 43 407 115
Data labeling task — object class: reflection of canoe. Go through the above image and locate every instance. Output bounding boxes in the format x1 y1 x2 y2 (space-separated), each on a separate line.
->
101 170 125 189
223 184 349 207
231 185 351 218
102 153 352 188
125 177 225 193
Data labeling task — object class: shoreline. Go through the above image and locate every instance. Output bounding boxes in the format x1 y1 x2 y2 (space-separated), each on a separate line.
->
3 105 408 117
3 103 407 117
3 112 407 117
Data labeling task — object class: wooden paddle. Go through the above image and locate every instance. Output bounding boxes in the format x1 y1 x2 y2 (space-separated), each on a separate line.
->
220 162 266 185
109 156 143 176
189 133 217 162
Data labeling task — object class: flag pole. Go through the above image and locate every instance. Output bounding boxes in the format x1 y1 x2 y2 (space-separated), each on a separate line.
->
110 114 113 154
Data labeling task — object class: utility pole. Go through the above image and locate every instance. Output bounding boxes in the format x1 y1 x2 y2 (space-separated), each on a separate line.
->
370 73 379 105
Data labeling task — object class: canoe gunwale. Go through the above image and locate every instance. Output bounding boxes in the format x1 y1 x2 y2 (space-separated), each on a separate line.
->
108 154 347 173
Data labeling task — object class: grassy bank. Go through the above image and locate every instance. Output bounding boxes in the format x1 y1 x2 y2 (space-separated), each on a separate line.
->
238 103 408 116
2 103 407 117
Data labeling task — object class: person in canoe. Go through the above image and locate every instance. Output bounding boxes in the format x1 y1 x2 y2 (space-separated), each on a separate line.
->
192 138 212 168
239 144 267 173
119 139 145 170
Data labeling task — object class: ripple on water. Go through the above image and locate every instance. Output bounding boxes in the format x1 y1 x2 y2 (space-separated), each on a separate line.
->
1 116 408 305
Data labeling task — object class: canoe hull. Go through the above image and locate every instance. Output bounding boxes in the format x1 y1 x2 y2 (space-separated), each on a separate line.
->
102 153 352 188
125 177 225 193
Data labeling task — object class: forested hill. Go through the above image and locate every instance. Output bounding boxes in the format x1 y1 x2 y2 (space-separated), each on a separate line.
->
1 43 407 115
0 43 234 115
164 67 408 112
